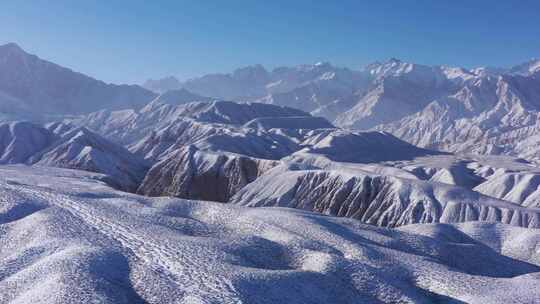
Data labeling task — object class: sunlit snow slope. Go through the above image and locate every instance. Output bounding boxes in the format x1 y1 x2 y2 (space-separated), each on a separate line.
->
1 165 540 303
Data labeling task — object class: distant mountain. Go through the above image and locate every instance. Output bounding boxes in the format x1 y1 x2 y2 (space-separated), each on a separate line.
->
142 62 368 104
0 43 156 116
146 88 213 107
148 58 540 160
142 76 182 93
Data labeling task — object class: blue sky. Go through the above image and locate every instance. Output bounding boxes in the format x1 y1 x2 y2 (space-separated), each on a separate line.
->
1 0 539 84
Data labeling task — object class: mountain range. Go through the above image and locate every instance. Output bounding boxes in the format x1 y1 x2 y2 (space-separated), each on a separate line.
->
2 42 540 303
144 57 540 162
4 41 540 163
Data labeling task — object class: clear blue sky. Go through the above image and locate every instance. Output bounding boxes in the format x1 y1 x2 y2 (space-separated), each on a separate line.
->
1 0 539 84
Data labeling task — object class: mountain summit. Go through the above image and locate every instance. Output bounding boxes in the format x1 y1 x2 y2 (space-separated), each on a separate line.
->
0 43 156 116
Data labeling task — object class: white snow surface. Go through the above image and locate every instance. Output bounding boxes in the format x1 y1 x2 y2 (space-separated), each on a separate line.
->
0 121 147 191
28 127 149 191
0 121 57 164
1 165 540 303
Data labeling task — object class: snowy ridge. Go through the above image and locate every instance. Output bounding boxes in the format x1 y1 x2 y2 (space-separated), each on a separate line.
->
71 100 331 161
230 163 540 228
28 127 149 191
70 98 540 231
0 120 147 191
0 121 57 164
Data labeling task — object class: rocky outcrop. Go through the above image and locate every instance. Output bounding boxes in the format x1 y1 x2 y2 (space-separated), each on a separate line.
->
137 146 279 202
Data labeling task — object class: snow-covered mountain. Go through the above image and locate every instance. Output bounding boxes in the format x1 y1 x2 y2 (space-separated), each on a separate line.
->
3 42 540 161
70 100 326 160
230 161 540 228
28 127 149 191
142 76 182 93
0 43 156 116
68 97 540 229
0 120 147 191
0 121 57 164
147 58 540 161
142 62 368 107
137 146 279 201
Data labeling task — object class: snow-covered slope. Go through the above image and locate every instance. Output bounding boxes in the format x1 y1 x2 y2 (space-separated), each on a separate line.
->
0 43 156 116
28 127 149 191
1 165 540 303
0 121 57 164
243 115 334 130
71 100 330 160
290 129 438 163
70 96 540 230
133 112 439 202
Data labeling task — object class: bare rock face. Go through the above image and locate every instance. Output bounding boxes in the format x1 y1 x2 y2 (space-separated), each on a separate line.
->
230 165 540 228
137 146 279 202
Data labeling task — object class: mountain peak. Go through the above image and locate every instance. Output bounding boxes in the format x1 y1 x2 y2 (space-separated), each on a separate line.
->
314 61 331 67
0 42 26 56
142 76 182 93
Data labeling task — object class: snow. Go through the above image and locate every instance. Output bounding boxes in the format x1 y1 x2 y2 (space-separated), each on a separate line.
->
230 162 540 228
28 127 149 191
1 165 540 303
243 116 334 130
0 121 57 164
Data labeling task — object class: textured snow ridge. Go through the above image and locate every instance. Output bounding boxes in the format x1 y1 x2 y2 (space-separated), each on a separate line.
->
0 120 147 191
0 43 156 115
137 146 279 202
0 121 57 164
392 155 540 207
71 100 334 162
131 114 437 201
230 164 540 228
1 165 540 303
28 127 149 191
